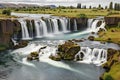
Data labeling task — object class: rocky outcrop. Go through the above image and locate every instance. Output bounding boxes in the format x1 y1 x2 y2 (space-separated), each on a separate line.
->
13 40 28 49
0 19 21 51
105 17 120 26
101 48 120 80
49 41 80 61
27 52 39 61
70 18 88 31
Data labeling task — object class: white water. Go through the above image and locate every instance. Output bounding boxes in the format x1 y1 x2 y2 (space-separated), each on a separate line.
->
87 19 94 29
12 42 107 67
75 47 107 66
91 20 99 32
51 19 60 34
59 18 68 32
34 20 42 38
74 19 78 31
90 20 106 32
18 19 30 40
40 19 48 36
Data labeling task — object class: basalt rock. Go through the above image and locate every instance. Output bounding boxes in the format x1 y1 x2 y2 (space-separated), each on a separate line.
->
88 36 95 41
105 17 120 26
70 18 88 31
14 40 28 49
0 19 21 50
102 48 119 71
57 41 80 60
27 52 39 61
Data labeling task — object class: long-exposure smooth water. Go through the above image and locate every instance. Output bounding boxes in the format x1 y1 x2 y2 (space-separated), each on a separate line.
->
0 13 119 80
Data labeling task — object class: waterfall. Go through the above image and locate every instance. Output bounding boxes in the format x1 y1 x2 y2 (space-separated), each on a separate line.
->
75 47 107 66
68 18 71 31
90 20 106 32
34 20 42 38
87 19 93 29
29 20 34 38
59 18 68 32
18 19 30 40
96 21 106 31
47 19 53 33
74 19 77 31
40 19 48 36
91 20 99 32
51 19 60 34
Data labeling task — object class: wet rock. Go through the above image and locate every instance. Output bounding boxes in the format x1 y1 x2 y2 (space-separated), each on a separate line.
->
88 36 95 41
49 54 61 61
72 39 84 42
57 41 80 60
27 52 39 61
91 32 95 34
14 40 28 49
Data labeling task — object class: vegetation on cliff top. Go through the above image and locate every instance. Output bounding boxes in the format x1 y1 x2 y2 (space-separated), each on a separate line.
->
102 49 120 80
95 27 120 45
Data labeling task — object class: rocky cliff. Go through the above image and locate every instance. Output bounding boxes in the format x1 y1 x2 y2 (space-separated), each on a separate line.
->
0 19 21 51
105 17 120 26
70 18 88 31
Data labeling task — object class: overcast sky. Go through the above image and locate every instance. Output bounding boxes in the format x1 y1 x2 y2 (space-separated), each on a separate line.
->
0 0 119 7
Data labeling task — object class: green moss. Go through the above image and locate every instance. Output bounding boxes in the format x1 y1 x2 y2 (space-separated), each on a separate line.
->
95 27 120 45
0 44 8 51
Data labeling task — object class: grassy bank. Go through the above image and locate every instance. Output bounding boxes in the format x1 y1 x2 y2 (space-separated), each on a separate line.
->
102 50 120 80
95 27 120 45
0 8 120 18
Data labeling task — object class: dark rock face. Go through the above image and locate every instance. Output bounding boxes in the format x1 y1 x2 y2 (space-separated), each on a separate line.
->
50 41 80 61
102 48 119 72
0 19 21 51
105 17 120 26
70 18 88 31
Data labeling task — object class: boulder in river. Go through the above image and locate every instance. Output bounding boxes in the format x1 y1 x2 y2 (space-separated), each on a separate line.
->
88 36 95 41
57 41 80 60
27 52 39 61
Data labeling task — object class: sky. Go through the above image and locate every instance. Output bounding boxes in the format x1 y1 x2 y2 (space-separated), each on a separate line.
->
0 0 119 7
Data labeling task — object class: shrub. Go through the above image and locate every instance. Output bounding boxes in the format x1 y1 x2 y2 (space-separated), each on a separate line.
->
2 9 11 16
104 74 113 80
79 14 87 18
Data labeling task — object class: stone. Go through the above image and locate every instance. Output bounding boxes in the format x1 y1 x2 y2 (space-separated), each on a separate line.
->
27 52 39 61
88 36 95 41
57 41 80 60
49 54 61 61
14 40 28 49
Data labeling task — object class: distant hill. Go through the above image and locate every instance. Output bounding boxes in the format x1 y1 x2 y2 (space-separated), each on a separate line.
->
0 3 56 8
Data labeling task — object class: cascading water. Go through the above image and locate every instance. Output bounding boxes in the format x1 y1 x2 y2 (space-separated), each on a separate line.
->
59 18 68 32
91 20 99 32
87 19 94 29
51 19 60 34
75 47 107 66
74 19 78 31
47 19 53 33
40 19 48 36
34 20 42 38
18 19 30 40
90 19 106 32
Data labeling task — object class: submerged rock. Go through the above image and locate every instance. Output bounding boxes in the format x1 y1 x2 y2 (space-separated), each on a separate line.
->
49 54 61 61
27 52 39 61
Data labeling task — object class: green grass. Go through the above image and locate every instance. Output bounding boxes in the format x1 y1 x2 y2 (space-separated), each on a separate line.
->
0 8 120 18
95 27 120 45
